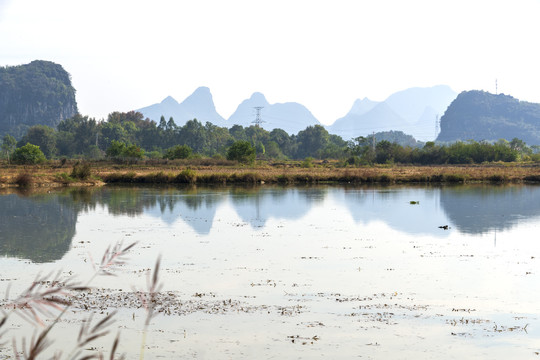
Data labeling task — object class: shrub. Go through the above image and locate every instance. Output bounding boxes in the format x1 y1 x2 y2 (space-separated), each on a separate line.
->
164 145 192 160
70 161 92 180
105 140 126 157
378 174 393 183
301 157 314 168
14 172 33 187
444 174 466 183
56 172 74 183
175 169 197 184
487 174 505 183
227 141 256 164
524 175 540 182
106 141 144 159
123 144 144 159
345 156 361 167
11 143 46 165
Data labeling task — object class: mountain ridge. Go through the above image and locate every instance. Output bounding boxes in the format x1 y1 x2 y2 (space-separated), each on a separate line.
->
329 85 457 141
436 90 540 144
137 85 457 139
0 60 78 139
136 86 226 127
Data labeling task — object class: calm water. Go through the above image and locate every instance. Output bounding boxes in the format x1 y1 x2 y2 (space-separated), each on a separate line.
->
1 185 540 359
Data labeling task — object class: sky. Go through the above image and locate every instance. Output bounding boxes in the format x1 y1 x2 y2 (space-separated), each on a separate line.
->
1 0 540 125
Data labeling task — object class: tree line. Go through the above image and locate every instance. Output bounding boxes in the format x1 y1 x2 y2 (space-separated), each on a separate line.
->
0 111 538 165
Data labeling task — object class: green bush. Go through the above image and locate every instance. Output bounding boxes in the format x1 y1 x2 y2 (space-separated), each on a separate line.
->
164 145 192 160
301 157 314 168
11 143 47 164
106 140 144 159
227 141 256 164
175 169 197 184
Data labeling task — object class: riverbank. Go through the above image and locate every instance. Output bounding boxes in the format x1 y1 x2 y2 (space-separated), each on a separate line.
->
2 161 540 187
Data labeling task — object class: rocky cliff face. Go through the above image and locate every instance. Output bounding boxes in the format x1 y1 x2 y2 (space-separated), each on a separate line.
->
0 60 78 138
437 90 540 144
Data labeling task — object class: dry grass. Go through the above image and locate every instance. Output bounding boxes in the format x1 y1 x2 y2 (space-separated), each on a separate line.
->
2 161 540 186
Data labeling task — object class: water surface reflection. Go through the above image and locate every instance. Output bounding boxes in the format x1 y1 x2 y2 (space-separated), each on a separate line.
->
1 184 539 263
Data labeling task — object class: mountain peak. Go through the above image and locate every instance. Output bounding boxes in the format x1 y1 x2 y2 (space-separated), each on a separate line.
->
161 96 178 105
137 87 225 126
248 92 269 105
193 86 211 95
227 92 319 134
182 86 216 109
348 97 379 116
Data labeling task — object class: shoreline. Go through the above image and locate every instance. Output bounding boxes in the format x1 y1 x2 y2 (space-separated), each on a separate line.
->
2 162 540 188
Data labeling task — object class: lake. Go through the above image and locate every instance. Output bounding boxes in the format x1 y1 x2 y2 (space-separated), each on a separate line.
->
1 184 540 359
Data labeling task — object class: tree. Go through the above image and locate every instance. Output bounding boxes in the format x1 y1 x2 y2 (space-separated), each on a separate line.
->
56 114 98 156
227 140 256 164
17 125 57 158
122 144 144 159
229 125 246 141
158 116 167 132
164 145 192 160
178 119 206 153
100 122 129 150
296 125 330 159
11 143 47 164
105 140 144 159
1 134 16 162
105 140 127 158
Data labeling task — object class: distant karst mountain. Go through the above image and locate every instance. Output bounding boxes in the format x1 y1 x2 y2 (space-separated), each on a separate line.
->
137 85 456 138
0 60 78 139
329 85 457 142
227 92 321 135
436 90 540 145
137 86 226 127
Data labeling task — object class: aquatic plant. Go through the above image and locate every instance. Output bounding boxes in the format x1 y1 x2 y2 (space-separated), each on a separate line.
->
0 241 163 359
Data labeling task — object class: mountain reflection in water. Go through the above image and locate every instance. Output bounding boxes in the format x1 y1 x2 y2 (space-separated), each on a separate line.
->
1 184 539 263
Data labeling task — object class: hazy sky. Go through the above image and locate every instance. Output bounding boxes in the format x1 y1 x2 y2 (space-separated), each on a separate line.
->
1 0 539 125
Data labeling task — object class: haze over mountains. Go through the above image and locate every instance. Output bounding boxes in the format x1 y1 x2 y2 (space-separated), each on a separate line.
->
137 85 458 141
329 85 457 141
137 86 227 127
227 92 321 135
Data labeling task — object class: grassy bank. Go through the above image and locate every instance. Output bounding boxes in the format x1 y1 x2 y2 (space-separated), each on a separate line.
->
2 160 540 187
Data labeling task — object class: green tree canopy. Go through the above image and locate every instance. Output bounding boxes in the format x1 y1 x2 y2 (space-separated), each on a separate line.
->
227 140 256 164
17 125 57 158
164 144 192 160
12 143 47 164
1 134 16 160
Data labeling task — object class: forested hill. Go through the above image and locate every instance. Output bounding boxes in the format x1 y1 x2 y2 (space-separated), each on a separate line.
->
0 60 78 139
437 90 540 145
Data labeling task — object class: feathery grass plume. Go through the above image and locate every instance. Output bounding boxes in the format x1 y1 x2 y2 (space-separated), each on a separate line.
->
12 323 54 360
0 313 7 345
137 256 163 360
2 241 137 359
90 241 137 279
62 311 117 359
108 333 125 360
10 271 85 327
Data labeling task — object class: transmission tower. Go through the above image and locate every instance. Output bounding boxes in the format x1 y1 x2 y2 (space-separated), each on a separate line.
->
252 106 265 127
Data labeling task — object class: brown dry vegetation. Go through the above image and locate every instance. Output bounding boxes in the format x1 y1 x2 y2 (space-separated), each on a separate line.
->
2 160 540 187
